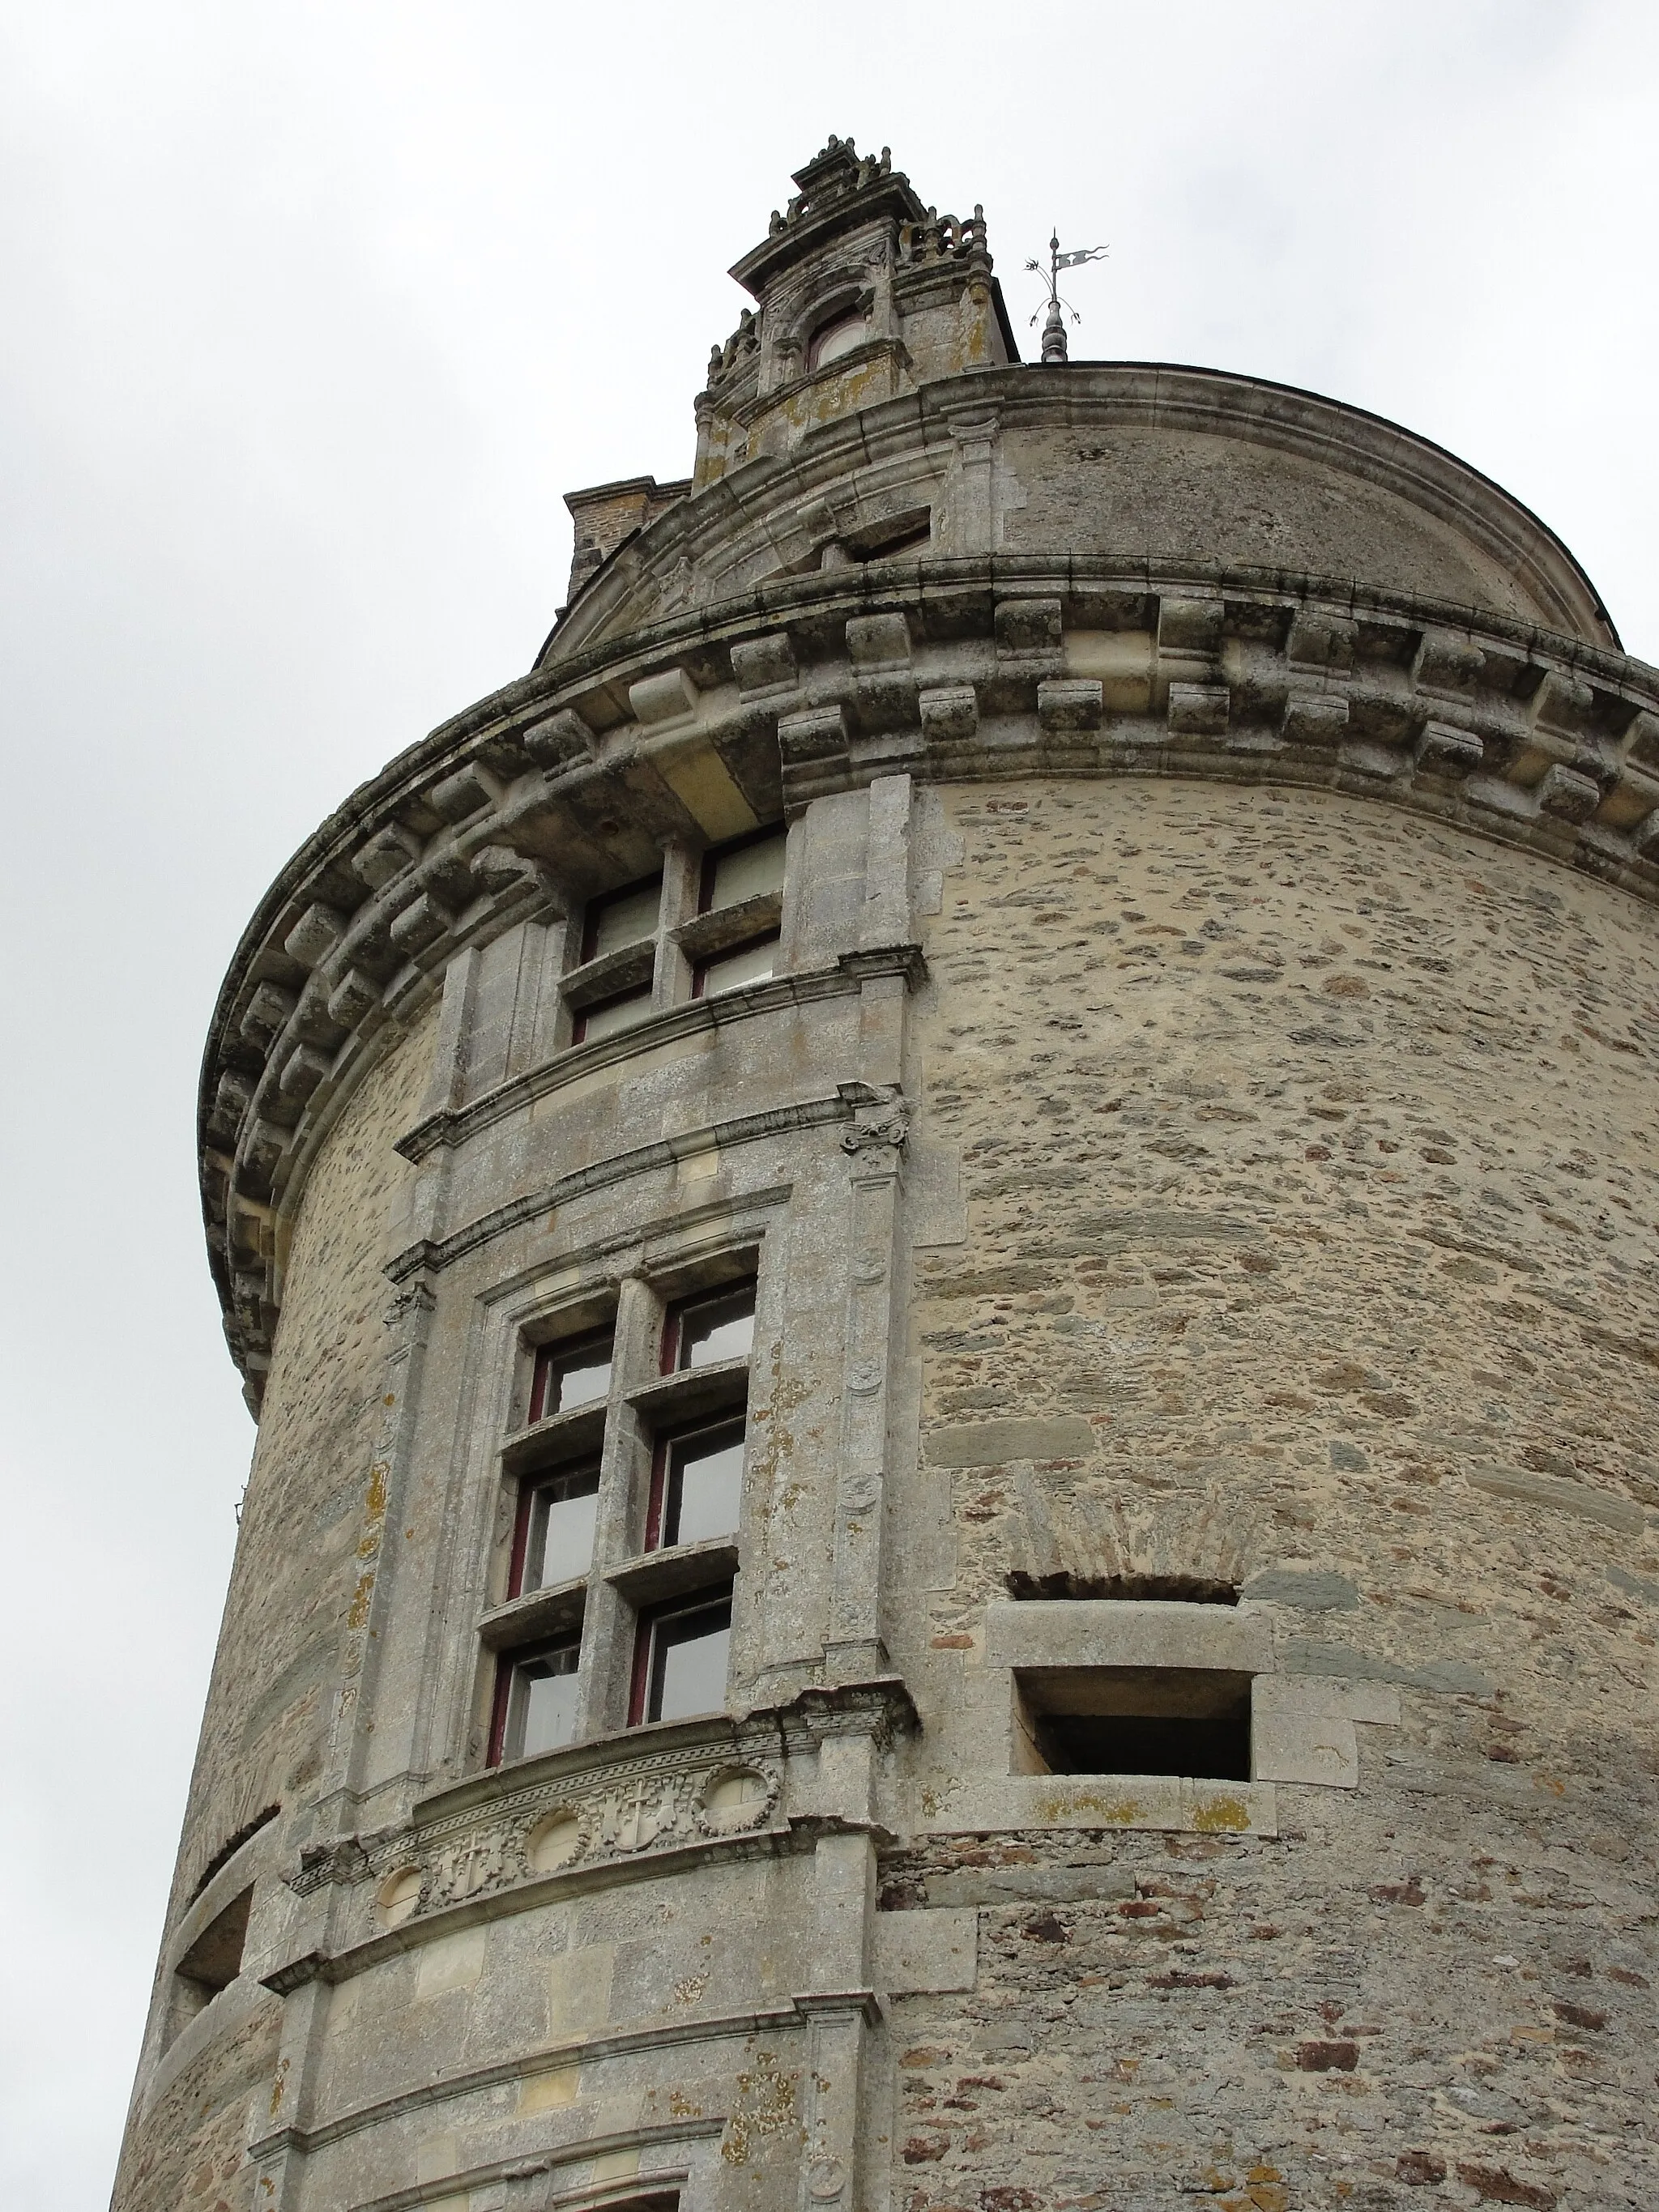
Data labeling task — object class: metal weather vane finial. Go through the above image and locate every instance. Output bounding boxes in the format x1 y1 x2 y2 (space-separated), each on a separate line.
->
1026 229 1108 362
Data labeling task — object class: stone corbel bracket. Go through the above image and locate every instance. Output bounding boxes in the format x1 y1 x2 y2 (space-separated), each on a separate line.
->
203 552 1659 1408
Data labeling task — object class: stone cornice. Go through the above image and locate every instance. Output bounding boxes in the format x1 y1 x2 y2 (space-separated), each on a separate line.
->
201 550 1659 1408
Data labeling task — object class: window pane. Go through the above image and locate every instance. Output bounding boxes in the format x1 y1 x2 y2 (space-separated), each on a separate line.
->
675 1284 756 1370
649 1600 731 1722
534 1336 612 1418
698 934 778 997
663 1421 745 1548
578 987 653 1042
707 832 785 912
588 880 661 958
508 1641 581 1759
522 1469 599 1591
810 314 868 369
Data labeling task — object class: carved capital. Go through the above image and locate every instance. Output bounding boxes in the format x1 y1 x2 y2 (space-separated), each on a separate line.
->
383 1278 437 1330
838 1082 909 1154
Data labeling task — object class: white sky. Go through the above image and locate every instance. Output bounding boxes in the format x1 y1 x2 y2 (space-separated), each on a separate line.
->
1 4 1655 2204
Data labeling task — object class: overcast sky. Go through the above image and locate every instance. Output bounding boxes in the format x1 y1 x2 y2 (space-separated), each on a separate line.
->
2 4 1656 2204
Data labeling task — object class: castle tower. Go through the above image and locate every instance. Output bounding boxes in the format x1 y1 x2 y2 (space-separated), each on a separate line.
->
117 140 1657 2212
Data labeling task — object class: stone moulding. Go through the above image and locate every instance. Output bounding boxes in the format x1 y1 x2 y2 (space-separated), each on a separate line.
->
200 547 1659 1405
926 1775 1282 1839
249 2049 731 2171
384 1088 861 1285
391 945 925 1167
244 1995 838 2176
272 1679 920 1988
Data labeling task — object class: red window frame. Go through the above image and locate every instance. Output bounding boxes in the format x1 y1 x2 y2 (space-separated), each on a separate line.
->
528 1327 615 1425
658 1278 757 1375
488 1630 583 1767
627 1584 735 1728
696 826 784 917
580 872 663 964
571 984 654 1046
487 1653 515 1767
689 931 781 1002
641 1416 745 1554
506 1460 602 1600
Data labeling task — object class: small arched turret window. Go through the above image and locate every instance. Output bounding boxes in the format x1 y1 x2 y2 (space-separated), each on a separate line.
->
808 306 869 371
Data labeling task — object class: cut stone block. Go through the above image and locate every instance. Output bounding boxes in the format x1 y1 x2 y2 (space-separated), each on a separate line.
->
919 684 979 744
629 668 699 725
1167 682 1230 735
1037 678 1104 734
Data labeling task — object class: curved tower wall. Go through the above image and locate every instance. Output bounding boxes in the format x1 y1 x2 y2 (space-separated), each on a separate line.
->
117 140 1657 2212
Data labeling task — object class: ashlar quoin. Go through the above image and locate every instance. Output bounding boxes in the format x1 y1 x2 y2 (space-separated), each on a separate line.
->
117 137 1659 2212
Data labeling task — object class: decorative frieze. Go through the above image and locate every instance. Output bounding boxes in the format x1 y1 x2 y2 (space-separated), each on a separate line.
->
292 1744 784 1935
279 1677 918 1967
838 1080 909 1155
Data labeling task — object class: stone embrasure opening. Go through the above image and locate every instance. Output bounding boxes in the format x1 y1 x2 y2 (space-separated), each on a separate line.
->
1013 1667 1254 1782
169 1883 253 2041
187 1802 278 1903
1005 1571 1239 1605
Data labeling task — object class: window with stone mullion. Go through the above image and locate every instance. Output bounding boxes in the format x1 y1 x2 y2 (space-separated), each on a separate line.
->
490 1282 657 1766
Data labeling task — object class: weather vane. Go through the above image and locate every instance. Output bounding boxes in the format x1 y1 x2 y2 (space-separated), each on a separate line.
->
1026 231 1108 362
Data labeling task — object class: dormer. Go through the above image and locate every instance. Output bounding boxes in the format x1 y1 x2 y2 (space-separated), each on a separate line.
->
693 137 1017 487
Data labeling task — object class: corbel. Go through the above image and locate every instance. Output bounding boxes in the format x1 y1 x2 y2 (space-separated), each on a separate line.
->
846 611 916 734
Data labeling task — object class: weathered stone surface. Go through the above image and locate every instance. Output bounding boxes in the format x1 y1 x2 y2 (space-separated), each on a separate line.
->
918 683 979 744
730 633 796 695
1168 679 1230 733
1036 676 1103 733
984 1600 1272 1675
1242 1568 1361 1610
927 1415 1098 1465
122 139 1657 2212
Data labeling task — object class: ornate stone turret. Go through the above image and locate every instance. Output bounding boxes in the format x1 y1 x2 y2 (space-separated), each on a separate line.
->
120 142 1656 2212
693 134 1016 488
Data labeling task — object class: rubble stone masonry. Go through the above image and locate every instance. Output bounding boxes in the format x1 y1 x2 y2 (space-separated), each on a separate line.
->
890 780 1658 2210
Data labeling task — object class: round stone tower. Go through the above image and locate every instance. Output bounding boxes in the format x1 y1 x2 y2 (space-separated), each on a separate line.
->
117 139 1657 2212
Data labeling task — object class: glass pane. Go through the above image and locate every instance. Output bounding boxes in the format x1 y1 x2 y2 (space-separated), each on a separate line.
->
698 935 778 997
663 1423 745 1547
510 1642 581 1759
522 1469 599 1591
589 880 661 958
707 832 785 912
580 987 653 1042
811 314 867 369
536 1338 612 1417
676 1285 756 1370
649 1601 731 1722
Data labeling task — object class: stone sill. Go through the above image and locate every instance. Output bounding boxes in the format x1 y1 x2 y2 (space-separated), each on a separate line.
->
921 1773 1279 1839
